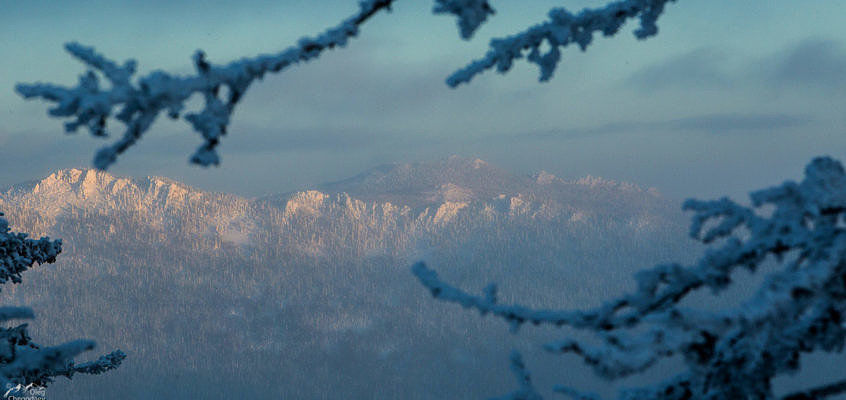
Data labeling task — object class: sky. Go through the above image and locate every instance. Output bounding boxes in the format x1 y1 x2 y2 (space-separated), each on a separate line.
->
2 0 845 201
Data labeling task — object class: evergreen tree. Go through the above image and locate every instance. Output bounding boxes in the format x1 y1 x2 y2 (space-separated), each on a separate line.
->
0 212 124 392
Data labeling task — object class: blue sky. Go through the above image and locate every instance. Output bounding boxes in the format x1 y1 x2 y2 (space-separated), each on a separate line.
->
2 1 845 200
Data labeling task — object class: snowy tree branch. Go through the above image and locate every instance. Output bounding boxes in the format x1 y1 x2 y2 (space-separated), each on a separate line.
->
15 0 397 170
65 350 127 377
0 214 61 286
446 0 677 86
433 0 495 39
488 351 544 400
0 212 124 387
414 157 846 399
16 0 677 170
781 378 846 400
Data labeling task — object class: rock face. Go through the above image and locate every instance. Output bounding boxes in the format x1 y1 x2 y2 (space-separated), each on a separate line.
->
0 158 696 400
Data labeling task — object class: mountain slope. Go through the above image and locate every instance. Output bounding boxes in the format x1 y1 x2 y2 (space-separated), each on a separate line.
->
0 159 698 400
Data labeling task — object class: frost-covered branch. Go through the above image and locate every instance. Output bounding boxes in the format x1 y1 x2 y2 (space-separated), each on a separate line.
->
782 378 846 400
433 0 495 39
0 214 61 286
16 0 397 170
488 351 544 400
414 157 846 399
447 0 676 86
17 0 677 169
0 212 124 387
2 339 125 387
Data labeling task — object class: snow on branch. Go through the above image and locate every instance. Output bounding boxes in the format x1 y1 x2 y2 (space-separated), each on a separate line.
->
488 351 544 400
433 0 495 39
0 212 125 387
414 157 846 399
2 340 125 386
782 378 846 400
0 213 61 286
447 0 676 86
16 0 396 170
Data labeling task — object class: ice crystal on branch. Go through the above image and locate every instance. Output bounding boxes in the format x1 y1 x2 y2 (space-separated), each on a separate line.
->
414 157 846 399
0 212 124 387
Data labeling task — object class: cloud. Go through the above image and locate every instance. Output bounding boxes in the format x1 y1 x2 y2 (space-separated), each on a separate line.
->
0 131 96 189
765 38 846 89
625 47 732 90
669 113 811 133
238 39 493 125
625 38 846 93
214 125 443 155
509 112 812 141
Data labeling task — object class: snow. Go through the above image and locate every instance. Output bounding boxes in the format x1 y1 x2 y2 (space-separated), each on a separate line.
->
433 0 496 39
0 212 124 387
433 201 469 224
447 0 677 86
284 190 329 216
414 157 846 399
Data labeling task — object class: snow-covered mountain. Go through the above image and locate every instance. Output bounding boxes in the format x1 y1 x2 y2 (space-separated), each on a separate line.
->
5 158 680 259
0 158 697 400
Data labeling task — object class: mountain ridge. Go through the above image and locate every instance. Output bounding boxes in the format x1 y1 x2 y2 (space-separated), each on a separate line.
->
267 156 662 210
0 157 698 400
0 158 685 269
4 158 674 237
8 156 660 208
